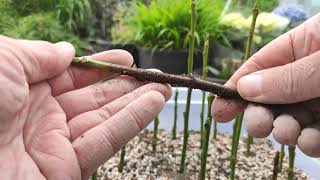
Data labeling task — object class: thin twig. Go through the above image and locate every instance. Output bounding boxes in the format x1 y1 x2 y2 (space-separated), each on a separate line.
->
242 1 259 64
213 118 218 139
246 136 254 156
244 0 259 156
288 146 296 180
152 116 159 152
72 57 242 100
278 144 285 172
230 2 259 179
118 145 126 172
172 89 179 139
230 112 244 179
272 151 280 180
200 40 209 149
91 171 97 180
199 94 214 180
179 0 197 173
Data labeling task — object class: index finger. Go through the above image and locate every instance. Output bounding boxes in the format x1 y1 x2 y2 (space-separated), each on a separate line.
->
49 50 134 96
72 91 166 179
212 14 320 122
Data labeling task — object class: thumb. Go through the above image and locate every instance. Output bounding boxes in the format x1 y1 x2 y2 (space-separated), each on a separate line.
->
237 51 320 104
3 36 75 83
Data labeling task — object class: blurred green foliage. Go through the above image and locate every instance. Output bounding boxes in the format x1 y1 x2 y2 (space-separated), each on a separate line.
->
0 0 18 34
0 0 92 55
57 0 94 37
112 0 225 50
244 0 279 12
10 0 59 15
231 0 279 14
2 13 88 55
207 61 236 80
111 2 133 43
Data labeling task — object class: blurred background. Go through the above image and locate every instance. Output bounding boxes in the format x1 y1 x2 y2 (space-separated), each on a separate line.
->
0 0 319 81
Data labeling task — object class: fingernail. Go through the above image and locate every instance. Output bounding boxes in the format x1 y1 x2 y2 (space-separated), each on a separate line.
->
54 41 75 56
238 74 262 97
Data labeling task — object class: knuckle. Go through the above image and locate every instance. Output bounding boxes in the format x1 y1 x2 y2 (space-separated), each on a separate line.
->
126 106 145 130
100 126 121 153
247 54 266 70
273 62 312 102
98 106 112 121
66 68 77 89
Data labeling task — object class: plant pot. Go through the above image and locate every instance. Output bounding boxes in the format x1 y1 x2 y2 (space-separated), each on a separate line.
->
137 47 203 74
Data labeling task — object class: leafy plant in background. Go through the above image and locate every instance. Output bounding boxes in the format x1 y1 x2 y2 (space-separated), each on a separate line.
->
111 2 136 43
90 0 116 38
219 11 289 50
207 60 237 80
10 0 59 16
0 0 91 55
112 0 225 50
2 13 88 55
242 0 278 12
56 0 94 37
0 0 18 34
90 0 130 38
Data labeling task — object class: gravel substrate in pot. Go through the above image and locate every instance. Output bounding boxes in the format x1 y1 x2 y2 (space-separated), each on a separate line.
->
94 129 309 180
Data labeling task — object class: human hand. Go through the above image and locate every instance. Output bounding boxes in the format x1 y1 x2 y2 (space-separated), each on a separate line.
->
212 14 320 157
0 36 171 180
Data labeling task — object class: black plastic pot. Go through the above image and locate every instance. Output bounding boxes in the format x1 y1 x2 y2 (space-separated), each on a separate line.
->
90 39 139 65
137 47 203 74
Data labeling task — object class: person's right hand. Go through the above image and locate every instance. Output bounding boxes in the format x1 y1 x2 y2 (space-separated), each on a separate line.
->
212 14 320 157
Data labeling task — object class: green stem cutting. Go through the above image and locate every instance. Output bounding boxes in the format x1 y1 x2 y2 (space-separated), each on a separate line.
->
179 0 196 173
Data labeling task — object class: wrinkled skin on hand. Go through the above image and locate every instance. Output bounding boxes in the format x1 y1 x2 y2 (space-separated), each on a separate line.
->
212 14 320 157
0 36 171 180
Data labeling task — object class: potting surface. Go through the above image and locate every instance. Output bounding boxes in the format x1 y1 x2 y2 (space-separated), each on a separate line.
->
93 129 308 180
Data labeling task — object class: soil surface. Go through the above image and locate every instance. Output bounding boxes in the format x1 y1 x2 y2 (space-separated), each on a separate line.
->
94 129 309 180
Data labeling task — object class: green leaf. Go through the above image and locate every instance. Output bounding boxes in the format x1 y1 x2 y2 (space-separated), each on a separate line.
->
207 66 220 76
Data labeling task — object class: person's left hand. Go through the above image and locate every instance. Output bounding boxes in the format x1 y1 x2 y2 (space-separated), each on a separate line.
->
0 36 171 180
